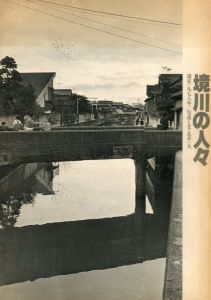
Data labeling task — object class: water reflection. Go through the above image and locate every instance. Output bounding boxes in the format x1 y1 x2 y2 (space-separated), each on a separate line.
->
0 157 174 298
0 163 55 228
0 193 35 228
0 160 135 227
0 209 168 286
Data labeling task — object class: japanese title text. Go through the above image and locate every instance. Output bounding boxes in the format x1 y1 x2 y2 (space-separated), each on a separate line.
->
193 74 210 166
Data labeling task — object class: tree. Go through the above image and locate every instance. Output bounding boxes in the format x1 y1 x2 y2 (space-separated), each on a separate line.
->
0 56 22 88
0 56 22 115
0 56 17 69
0 89 15 115
14 84 38 116
71 93 91 114
0 56 38 116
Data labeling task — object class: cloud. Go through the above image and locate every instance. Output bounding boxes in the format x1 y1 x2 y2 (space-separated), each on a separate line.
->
0 45 182 102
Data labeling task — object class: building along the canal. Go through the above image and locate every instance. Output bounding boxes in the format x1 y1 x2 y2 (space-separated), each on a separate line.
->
144 74 182 129
170 77 183 130
144 84 160 127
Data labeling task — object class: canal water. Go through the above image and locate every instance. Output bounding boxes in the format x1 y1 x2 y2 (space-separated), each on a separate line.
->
0 158 173 300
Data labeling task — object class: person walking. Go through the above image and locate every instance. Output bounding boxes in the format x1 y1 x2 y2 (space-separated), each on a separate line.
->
134 114 140 126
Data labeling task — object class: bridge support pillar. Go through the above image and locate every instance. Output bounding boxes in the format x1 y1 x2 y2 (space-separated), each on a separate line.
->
154 155 174 217
135 156 146 214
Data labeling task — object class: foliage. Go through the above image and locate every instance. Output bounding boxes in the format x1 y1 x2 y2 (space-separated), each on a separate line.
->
0 56 22 91
14 84 38 116
0 89 15 115
0 193 35 228
0 56 38 116
0 56 17 70
71 93 91 114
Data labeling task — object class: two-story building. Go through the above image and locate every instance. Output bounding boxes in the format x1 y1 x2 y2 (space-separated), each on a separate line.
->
52 89 75 125
20 72 56 111
20 73 77 125
157 74 182 129
169 77 182 130
144 74 182 129
144 84 160 127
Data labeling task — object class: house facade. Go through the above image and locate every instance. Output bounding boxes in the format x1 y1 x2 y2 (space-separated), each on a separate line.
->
53 89 73 108
52 89 75 125
158 74 182 129
144 84 160 127
171 90 182 130
144 74 183 129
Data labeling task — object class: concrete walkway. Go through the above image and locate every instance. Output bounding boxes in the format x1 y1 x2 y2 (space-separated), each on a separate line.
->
163 151 182 300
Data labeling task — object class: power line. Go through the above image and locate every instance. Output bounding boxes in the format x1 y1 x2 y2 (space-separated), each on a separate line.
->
49 3 177 29
7 0 182 54
27 0 180 46
51 4 174 28
32 0 182 26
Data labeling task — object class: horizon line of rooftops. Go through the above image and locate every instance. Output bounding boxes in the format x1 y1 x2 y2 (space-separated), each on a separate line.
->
19 72 182 105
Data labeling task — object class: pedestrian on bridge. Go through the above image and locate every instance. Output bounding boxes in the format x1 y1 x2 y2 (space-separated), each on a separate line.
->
13 116 23 131
134 114 140 126
0 122 9 131
23 115 51 131
24 115 41 131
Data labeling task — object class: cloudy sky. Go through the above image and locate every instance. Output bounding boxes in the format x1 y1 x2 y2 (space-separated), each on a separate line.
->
0 0 182 103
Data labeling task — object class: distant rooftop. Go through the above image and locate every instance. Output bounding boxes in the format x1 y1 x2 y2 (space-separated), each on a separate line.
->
54 89 72 96
20 72 56 98
159 74 182 86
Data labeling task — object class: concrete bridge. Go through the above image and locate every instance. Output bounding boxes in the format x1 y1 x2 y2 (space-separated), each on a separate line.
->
0 127 180 228
0 127 182 164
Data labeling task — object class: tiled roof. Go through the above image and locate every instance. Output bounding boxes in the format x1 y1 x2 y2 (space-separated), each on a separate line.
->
20 72 56 98
144 96 154 102
159 74 182 86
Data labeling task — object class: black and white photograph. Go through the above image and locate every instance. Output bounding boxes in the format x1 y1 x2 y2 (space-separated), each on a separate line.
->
0 1 193 299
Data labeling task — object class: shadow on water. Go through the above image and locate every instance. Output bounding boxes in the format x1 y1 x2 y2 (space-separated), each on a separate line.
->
0 156 174 287
0 212 169 286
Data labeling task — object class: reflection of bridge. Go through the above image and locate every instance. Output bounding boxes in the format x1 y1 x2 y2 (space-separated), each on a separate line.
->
0 157 173 226
0 209 169 286
0 156 174 286
0 127 182 164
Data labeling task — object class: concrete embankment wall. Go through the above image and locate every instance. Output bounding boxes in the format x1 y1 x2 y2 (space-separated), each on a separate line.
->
163 150 182 300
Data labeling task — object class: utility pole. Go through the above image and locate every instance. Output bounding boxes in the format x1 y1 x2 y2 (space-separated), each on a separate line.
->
55 75 64 87
76 96 79 122
88 97 98 120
